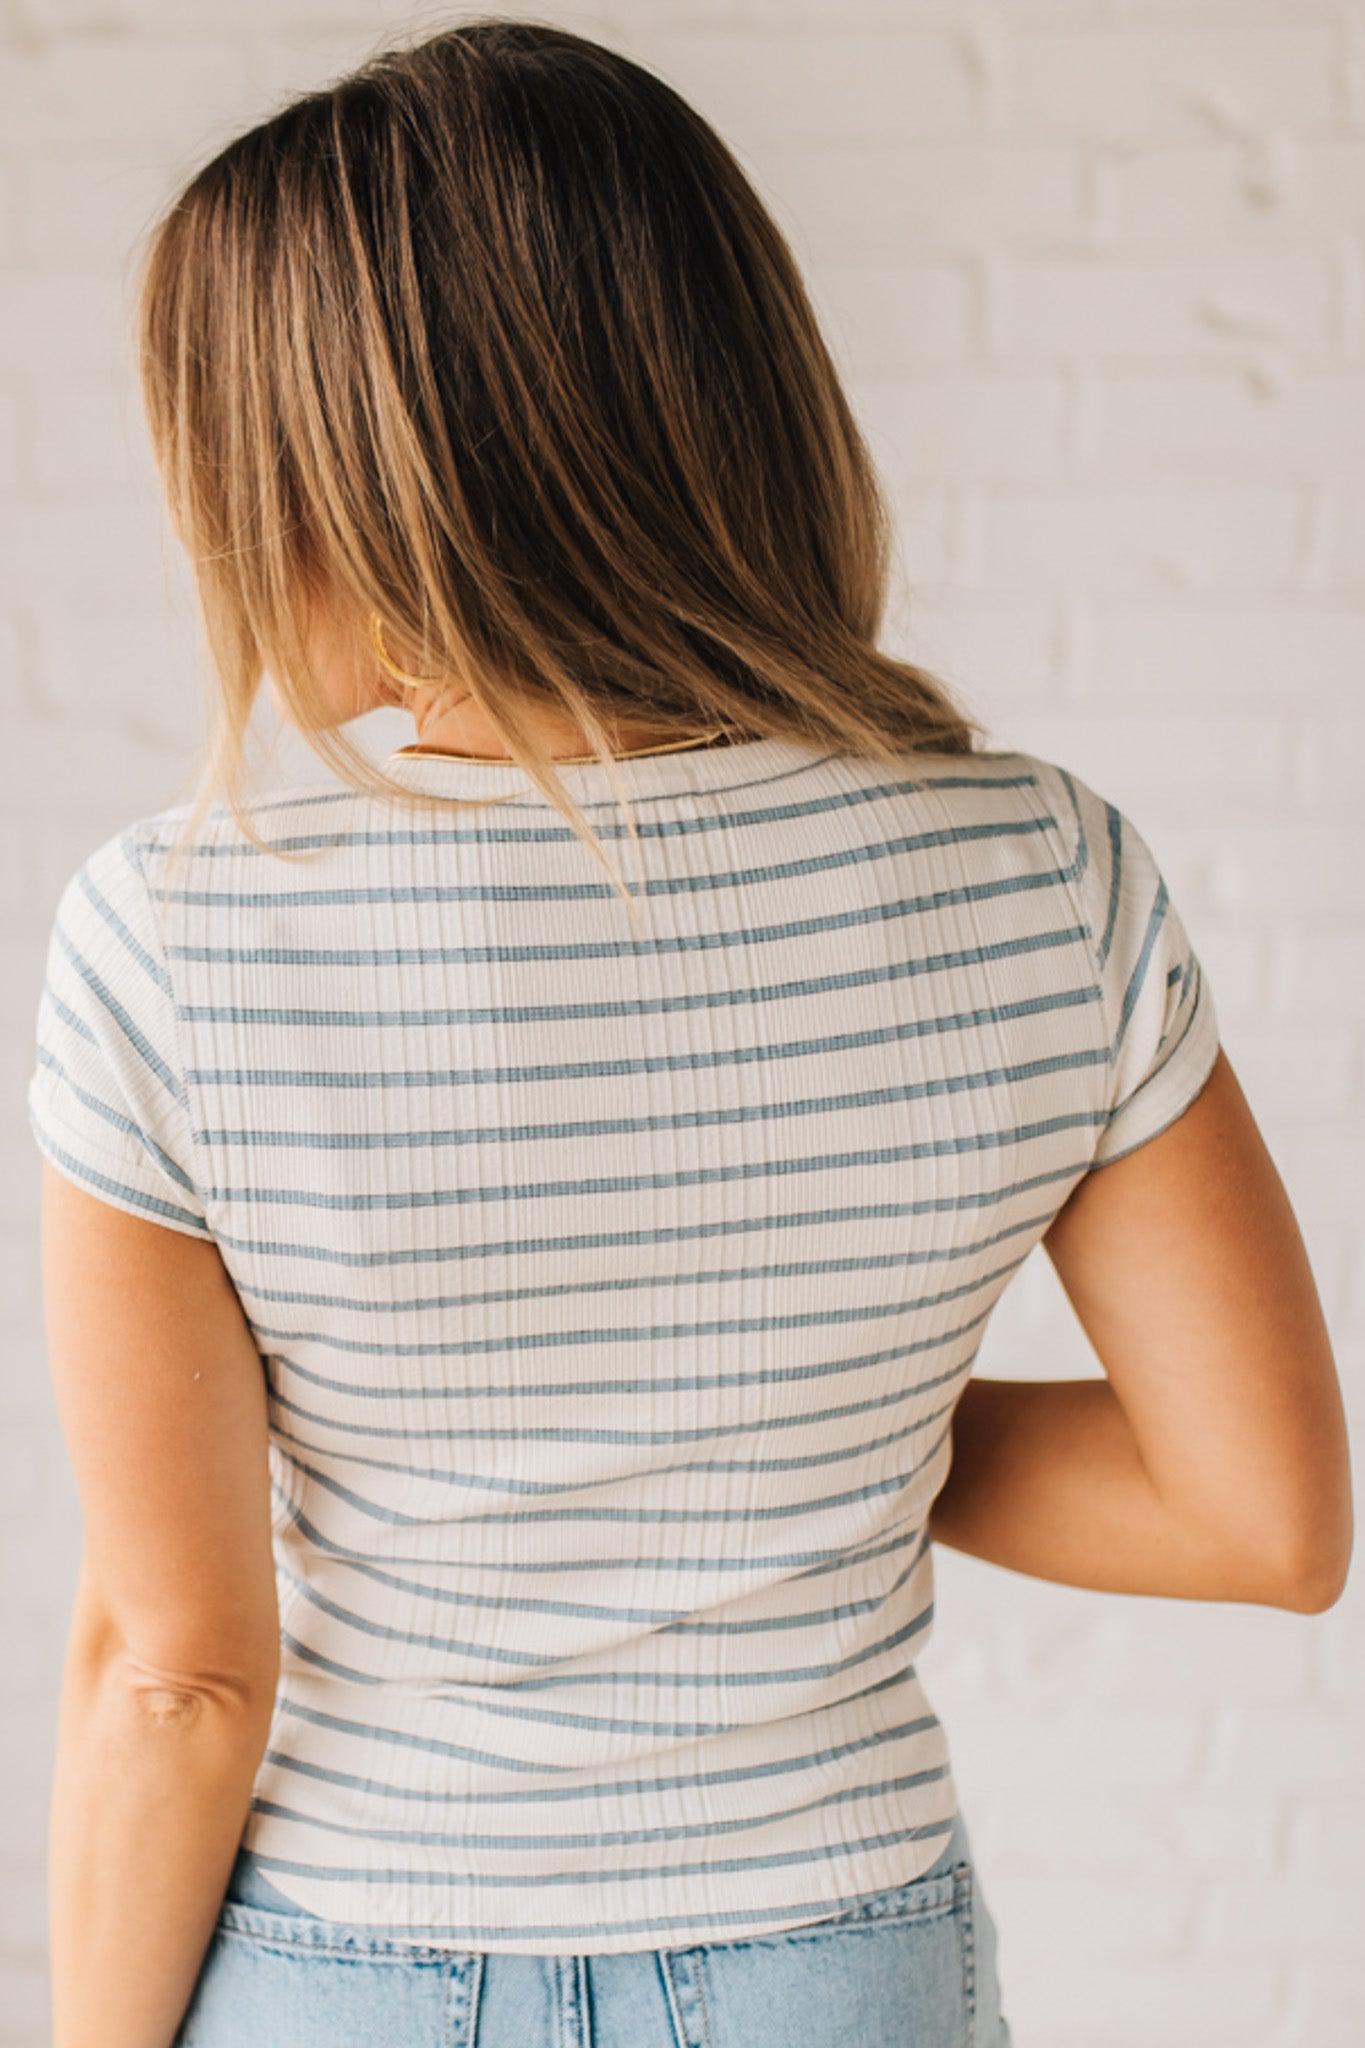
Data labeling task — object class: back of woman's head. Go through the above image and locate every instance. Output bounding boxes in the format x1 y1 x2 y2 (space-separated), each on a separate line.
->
135 13 985 891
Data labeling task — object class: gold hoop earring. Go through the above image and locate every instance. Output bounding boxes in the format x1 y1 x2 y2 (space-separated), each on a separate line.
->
369 611 447 690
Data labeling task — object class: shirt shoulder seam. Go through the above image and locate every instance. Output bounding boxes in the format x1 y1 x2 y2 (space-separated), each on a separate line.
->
122 822 213 1230
1011 751 1115 1116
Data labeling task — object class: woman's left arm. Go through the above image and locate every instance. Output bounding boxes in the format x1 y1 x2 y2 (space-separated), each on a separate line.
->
38 1161 280 2048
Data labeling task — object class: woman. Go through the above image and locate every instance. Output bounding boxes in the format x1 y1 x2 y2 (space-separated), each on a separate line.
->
27 18 1351 2048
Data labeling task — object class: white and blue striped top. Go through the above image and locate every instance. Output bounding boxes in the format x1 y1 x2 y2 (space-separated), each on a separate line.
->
27 734 1219 1954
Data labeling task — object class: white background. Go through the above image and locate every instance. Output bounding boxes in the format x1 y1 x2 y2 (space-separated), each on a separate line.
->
2 3 1363 2043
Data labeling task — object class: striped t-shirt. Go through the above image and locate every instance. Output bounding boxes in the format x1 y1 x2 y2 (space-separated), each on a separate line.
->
27 735 1219 1954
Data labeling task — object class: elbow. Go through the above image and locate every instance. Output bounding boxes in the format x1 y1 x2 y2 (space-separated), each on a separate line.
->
1272 1555 1351 1615
1235 1457 1353 1614
111 1641 279 1730
1261 1522 1353 1616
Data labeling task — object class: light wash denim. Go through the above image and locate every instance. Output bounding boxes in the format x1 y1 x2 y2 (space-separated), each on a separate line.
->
173 1807 1013 2047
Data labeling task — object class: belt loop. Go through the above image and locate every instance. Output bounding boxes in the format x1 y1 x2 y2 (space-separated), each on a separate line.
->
555 1952 592 2048
467 1951 484 2047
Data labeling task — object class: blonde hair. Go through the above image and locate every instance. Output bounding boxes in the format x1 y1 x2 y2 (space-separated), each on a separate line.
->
134 13 989 913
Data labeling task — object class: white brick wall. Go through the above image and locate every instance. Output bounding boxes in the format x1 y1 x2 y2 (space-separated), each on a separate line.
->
2 4 1361 2042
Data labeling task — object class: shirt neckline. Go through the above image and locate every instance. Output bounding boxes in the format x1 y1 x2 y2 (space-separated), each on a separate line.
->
382 734 831 804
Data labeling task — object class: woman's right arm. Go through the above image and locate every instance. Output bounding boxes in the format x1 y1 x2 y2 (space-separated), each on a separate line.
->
929 1048 1353 1613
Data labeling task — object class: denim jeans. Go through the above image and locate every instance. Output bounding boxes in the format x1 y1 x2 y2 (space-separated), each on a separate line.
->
174 1807 1013 2046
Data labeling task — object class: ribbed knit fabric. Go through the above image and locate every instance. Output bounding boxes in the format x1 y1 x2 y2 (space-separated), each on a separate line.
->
27 736 1219 1954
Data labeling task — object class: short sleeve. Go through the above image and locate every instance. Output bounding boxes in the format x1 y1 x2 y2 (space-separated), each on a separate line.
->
27 825 213 1239
1041 758 1221 1170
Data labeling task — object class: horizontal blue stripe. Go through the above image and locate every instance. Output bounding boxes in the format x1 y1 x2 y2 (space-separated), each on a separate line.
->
209 1160 1083 1272
277 1578 935 1693
250 1757 950 1853
285 1412 952 1533
252 1247 1025 1363
157 810 1055 912
257 1699 942 1809
199 1041 1105 1152
177 889 1083 1022
185 980 1093 1090
268 1391 956 1497
204 1108 1099 1212
264 1301 987 1403
282 1524 930 1646
268 1362 949 1447
274 1493 931 1618
275 1531 931 1674
237 1197 1067 1320
278 1605 941 1736
269 1662 921 1778
247 1810 952 1891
